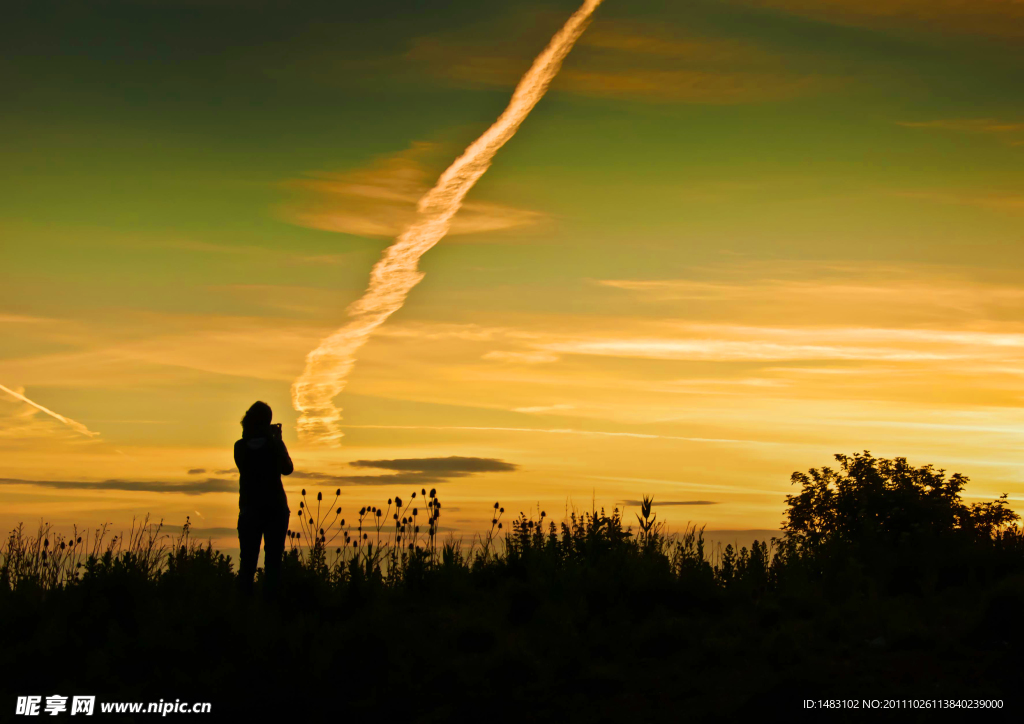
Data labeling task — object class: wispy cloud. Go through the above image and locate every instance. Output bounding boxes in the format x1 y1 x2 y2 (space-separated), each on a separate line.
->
451 269 1024 387
590 475 780 496
0 313 327 387
0 383 99 439
289 456 518 486
0 477 235 495
350 457 517 473
408 19 826 103
555 68 819 104
340 424 778 446
482 350 561 364
505 318 1024 367
533 333 971 363
513 404 575 414
279 142 545 240
599 274 1024 314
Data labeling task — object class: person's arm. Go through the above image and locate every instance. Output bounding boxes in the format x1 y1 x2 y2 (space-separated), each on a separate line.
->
233 440 244 473
278 439 294 476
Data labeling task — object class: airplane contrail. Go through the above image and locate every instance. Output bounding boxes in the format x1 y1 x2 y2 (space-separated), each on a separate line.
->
292 0 604 444
0 383 99 438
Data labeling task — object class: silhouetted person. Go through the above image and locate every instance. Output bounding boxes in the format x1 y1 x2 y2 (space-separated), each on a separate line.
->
235 401 293 595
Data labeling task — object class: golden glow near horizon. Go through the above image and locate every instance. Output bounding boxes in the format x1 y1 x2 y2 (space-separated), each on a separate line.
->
2 0 1023 551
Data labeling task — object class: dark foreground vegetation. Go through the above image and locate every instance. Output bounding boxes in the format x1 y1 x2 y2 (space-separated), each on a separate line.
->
2 452 1023 721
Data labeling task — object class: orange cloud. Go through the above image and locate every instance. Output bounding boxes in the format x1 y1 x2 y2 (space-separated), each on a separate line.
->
406 20 826 104
279 143 544 240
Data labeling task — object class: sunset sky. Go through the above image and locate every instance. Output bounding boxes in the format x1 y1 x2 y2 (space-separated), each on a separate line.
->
3 0 1023 552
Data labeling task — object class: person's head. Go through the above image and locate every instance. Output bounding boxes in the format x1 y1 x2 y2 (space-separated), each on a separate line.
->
241 401 273 436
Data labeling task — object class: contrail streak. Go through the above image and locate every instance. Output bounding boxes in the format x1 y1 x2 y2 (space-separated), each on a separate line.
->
0 383 99 438
292 0 604 444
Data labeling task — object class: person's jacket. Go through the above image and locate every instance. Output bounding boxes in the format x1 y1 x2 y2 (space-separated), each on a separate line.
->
234 426 293 512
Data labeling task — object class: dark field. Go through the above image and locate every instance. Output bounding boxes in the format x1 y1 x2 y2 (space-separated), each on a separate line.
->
2 453 1022 722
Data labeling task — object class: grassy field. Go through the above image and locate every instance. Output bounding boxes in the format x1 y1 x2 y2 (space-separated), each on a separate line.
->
2 453 1022 721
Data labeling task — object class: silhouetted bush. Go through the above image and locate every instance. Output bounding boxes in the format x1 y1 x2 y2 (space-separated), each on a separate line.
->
782 451 1021 594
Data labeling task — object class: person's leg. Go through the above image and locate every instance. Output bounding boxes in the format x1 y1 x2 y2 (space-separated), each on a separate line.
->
262 506 289 593
237 508 260 594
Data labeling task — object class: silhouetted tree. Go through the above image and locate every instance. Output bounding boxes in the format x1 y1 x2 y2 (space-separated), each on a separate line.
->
784 451 1018 550
780 452 1020 593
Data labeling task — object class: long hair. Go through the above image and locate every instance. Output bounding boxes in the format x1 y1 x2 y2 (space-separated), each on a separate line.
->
241 401 273 437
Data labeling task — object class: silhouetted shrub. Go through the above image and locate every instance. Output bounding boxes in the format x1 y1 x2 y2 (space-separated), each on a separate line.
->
782 451 1021 592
